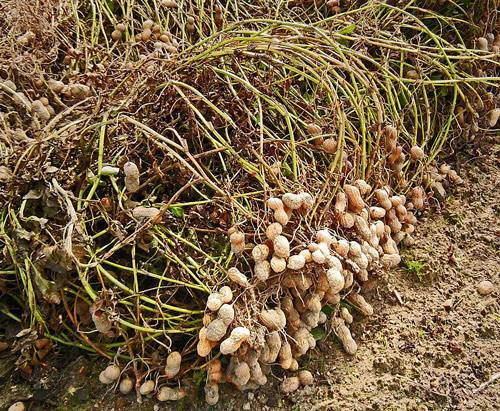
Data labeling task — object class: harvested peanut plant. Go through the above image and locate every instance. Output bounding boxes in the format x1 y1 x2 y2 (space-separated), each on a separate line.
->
0 0 499 405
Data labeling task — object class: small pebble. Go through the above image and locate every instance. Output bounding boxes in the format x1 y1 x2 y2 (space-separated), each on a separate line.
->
477 280 494 295
243 403 251 411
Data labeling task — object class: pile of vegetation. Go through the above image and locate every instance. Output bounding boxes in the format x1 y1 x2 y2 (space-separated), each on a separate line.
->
0 0 498 405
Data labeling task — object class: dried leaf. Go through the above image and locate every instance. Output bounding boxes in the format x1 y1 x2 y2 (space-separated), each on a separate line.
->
33 270 61 304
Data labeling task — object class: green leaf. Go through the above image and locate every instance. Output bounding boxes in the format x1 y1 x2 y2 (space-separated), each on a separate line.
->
105 0 115 12
321 305 333 315
169 206 184 219
310 327 325 341
398 90 409 107
438 86 449 97
192 369 206 387
281 161 292 177
338 24 356 35
34 271 60 304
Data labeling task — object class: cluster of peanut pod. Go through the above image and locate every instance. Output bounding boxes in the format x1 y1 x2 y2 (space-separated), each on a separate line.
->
194 172 438 403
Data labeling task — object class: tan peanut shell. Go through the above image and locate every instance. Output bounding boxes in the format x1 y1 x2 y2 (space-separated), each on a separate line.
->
273 235 290 258
334 192 347 214
344 184 364 214
227 267 249 288
165 351 182 378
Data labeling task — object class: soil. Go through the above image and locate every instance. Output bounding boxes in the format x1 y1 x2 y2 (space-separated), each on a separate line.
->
1 149 499 410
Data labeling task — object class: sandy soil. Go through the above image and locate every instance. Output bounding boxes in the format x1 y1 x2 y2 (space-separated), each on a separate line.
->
1 148 499 411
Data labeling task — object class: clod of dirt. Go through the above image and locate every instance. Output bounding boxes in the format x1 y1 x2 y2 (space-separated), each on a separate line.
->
477 280 494 295
443 298 454 311
0 166 12 183
8 402 25 411
298 370 313 385
157 386 186 401
132 206 160 220
32 99 51 121
8 127 31 143
432 182 447 202
280 376 300 393
62 83 91 100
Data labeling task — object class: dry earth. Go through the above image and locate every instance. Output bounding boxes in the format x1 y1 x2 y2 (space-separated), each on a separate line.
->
1 146 499 411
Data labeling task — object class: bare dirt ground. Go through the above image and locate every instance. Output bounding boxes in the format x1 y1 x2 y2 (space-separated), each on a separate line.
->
1 146 499 410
